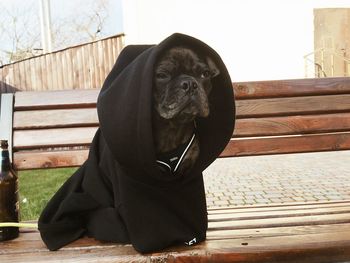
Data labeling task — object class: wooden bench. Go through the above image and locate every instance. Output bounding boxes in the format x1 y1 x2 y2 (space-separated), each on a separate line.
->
1 77 350 262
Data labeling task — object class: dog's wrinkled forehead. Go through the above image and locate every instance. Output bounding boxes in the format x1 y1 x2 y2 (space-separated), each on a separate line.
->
156 47 208 74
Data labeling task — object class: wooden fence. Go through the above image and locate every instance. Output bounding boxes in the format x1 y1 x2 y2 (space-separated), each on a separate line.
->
0 34 125 92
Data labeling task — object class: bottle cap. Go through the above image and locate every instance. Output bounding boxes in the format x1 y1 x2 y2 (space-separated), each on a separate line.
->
0 140 8 149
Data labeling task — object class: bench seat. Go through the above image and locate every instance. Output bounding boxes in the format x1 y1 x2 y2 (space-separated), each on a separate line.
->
1 201 350 262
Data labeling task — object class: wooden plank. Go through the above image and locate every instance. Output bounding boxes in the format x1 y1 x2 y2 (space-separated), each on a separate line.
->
77 46 84 90
19 100 350 132
20 60 28 91
208 200 350 215
1 228 350 262
97 40 104 88
55 52 64 91
208 224 350 240
12 62 20 90
180 233 350 263
45 53 53 91
208 206 350 222
14 129 350 167
81 44 90 88
13 127 97 150
234 113 350 137
207 223 350 240
0 237 145 262
51 51 58 90
236 94 350 118
14 89 99 110
65 46 74 91
233 77 350 99
91 42 99 89
14 149 89 169
13 91 350 120
18 57 25 89
208 213 350 230
13 108 98 129
221 132 350 157
4 221 350 246
87 42 96 89
37 55 45 90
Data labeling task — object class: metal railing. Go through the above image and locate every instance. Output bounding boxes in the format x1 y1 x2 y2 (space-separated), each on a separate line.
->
304 48 350 78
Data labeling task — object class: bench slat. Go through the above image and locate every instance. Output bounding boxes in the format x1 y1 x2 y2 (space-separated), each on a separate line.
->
234 77 350 99
222 132 350 156
208 213 350 230
13 132 350 169
236 94 350 118
234 113 350 137
13 108 98 129
12 78 350 111
13 127 98 149
14 110 350 136
209 200 350 214
208 206 350 221
196 232 350 263
14 149 88 169
0 240 143 262
14 89 99 110
1 224 349 262
207 223 350 240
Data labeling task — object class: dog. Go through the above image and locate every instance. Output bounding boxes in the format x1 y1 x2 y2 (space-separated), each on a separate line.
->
153 47 220 175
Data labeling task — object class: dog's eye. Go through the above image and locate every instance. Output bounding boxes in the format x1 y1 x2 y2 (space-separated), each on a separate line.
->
156 72 170 80
201 70 211 79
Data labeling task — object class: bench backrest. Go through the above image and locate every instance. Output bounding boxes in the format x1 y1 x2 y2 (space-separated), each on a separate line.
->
224 77 350 157
1 77 350 170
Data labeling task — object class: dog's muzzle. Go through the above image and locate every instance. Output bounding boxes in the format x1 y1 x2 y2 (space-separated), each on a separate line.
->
180 78 198 95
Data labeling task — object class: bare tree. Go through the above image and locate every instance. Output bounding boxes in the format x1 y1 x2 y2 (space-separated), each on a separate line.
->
0 0 111 65
49 0 110 52
0 1 41 65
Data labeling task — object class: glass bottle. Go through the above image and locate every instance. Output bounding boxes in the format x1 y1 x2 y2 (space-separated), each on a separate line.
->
0 140 19 241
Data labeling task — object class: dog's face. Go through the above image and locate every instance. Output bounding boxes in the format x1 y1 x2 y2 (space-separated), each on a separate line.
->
153 47 219 123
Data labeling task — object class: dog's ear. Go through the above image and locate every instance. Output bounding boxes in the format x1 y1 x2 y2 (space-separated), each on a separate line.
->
206 56 220 77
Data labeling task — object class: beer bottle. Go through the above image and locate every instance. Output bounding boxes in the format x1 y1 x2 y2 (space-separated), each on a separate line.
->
0 140 19 241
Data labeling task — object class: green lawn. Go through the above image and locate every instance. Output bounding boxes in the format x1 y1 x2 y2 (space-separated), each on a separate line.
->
19 168 77 221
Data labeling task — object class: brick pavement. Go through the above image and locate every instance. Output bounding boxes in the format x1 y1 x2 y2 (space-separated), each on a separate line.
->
203 150 350 208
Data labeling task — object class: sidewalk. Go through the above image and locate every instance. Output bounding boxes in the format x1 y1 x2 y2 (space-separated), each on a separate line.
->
203 150 350 208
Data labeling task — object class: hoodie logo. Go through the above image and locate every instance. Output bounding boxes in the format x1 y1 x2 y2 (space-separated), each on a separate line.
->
185 237 197 246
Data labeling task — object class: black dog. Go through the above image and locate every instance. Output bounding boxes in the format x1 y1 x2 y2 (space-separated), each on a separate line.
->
153 47 219 175
38 33 235 253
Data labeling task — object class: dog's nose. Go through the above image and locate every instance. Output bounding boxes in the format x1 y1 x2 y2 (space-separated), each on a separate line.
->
181 80 198 92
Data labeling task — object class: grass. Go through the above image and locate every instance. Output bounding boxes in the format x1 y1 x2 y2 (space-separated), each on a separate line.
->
18 168 77 221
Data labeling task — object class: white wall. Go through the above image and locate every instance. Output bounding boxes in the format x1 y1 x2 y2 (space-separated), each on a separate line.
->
121 0 350 81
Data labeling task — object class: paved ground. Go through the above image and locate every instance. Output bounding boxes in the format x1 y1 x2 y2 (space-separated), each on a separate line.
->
203 150 350 208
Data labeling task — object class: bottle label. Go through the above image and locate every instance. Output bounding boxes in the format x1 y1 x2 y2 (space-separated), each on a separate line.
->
0 180 18 221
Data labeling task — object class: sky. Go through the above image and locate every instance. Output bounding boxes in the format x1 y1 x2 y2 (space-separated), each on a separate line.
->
2 0 350 80
121 0 350 81
50 0 123 35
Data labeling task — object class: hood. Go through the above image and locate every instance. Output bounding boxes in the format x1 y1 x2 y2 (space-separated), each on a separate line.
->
97 33 235 182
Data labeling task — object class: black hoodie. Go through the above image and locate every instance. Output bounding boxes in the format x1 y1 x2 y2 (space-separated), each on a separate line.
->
38 33 235 253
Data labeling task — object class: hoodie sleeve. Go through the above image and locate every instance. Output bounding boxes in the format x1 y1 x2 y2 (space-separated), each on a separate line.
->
38 131 130 250
38 163 97 250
